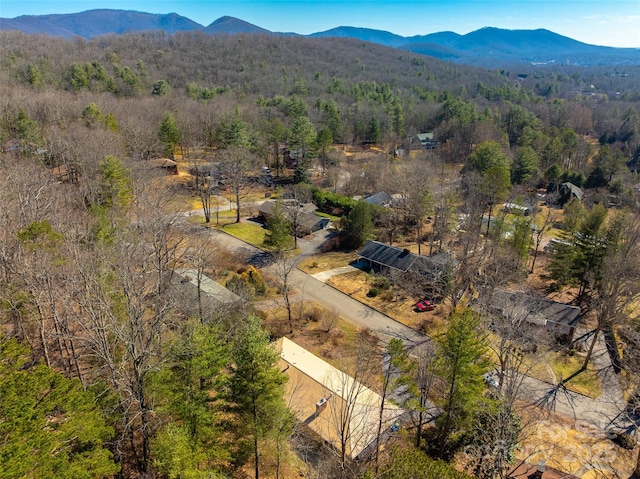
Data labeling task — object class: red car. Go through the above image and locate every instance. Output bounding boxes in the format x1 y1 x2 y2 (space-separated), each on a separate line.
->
414 300 435 312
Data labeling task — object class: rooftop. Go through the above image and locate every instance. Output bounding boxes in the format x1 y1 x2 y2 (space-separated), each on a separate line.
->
492 290 581 329
357 241 456 279
175 268 243 306
277 337 404 459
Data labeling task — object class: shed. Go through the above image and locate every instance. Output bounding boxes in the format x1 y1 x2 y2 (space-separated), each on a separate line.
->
148 158 178 175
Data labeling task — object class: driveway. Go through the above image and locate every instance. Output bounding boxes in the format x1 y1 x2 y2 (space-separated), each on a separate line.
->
188 222 633 432
198 225 425 346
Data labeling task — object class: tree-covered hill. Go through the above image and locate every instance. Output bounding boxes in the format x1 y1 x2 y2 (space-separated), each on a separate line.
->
2 9 639 66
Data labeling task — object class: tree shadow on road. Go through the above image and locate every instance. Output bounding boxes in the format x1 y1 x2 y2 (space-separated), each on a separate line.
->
535 381 579 417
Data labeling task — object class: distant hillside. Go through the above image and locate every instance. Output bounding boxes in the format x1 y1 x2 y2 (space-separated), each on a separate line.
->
1 9 639 66
0 9 202 38
202 16 271 35
309 26 407 47
317 25 640 66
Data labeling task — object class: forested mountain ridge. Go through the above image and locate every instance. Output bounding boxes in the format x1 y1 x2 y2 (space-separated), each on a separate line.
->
3 28 639 100
2 21 640 478
2 8 639 66
0 9 202 38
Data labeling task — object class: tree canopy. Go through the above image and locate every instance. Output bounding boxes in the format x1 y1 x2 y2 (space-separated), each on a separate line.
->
0 338 119 479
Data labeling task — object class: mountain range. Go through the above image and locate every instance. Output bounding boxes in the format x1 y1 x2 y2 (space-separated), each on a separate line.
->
1 9 638 67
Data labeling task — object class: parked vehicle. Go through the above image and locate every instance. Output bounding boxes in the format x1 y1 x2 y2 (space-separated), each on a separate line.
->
483 372 500 388
414 299 435 312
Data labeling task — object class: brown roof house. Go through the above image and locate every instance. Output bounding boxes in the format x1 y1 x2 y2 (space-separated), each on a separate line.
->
277 337 405 460
148 158 178 175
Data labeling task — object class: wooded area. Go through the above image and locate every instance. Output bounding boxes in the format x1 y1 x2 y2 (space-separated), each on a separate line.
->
1 29 640 478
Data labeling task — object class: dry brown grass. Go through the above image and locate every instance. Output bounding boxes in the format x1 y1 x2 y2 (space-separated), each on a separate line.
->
516 410 637 478
325 271 451 332
297 251 357 273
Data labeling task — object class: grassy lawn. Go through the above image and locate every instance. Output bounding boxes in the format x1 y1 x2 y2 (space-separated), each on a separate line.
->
315 211 341 222
545 351 602 397
525 350 602 398
212 209 240 219
297 251 357 273
485 330 602 398
185 210 241 227
165 194 201 213
216 221 266 248
222 190 266 204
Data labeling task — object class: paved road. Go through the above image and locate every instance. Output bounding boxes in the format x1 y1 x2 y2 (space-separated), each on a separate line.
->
288 268 426 345
204 225 426 346
193 222 635 431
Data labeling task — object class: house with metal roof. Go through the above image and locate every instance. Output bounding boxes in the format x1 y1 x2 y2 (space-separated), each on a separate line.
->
413 132 439 150
277 337 405 460
357 241 456 293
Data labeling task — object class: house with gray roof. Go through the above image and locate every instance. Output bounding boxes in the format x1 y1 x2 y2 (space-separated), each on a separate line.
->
363 191 392 207
175 268 244 307
490 290 581 343
258 200 330 236
412 132 439 150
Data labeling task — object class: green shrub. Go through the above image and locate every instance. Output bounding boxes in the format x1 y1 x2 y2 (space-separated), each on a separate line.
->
226 274 253 297
246 266 266 295
372 276 391 290
367 288 379 297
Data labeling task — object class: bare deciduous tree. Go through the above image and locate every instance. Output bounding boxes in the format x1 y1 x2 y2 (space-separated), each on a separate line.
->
218 146 255 223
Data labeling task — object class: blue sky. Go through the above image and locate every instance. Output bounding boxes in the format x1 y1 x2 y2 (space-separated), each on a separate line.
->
2 0 639 48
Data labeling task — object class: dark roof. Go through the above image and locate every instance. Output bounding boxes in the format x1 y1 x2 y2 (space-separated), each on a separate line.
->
357 241 456 280
298 213 329 232
363 191 392 206
358 241 416 272
492 290 580 329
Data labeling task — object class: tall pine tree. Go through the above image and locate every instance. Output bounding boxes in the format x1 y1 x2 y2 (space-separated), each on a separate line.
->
227 317 293 479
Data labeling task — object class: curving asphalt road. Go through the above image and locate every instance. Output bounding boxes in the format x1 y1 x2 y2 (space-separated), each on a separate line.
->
192 221 635 436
